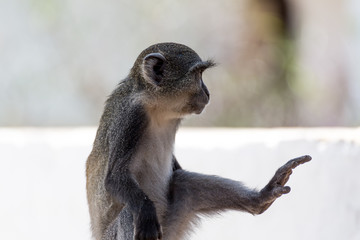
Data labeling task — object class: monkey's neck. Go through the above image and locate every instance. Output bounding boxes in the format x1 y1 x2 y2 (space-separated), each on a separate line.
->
145 105 183 129
149 116 181 135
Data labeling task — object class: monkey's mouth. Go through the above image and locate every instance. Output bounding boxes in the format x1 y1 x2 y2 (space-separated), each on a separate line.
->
181 102 205 115
192 102 208 114
196 105 207 114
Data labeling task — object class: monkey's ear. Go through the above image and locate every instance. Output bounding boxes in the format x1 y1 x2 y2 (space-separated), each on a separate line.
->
143 53 166 85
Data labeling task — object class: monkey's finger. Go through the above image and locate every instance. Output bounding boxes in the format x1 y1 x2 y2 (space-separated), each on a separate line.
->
283 171 292 183
270 167 292 186
275 155 311 185
286 155 312 169
273 186 291 197
281 186 291 194
276 169 293 186
276 155 311 176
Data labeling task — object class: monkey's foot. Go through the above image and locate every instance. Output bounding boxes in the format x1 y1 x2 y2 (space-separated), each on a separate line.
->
256 155 312 214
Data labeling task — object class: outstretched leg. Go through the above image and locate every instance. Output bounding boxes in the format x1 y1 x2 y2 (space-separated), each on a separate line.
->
162 155 311 239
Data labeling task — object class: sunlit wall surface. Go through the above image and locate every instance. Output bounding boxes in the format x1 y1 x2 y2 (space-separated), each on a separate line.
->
1 0 359 127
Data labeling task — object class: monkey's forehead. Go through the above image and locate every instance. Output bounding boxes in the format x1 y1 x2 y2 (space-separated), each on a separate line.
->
140 42 203 66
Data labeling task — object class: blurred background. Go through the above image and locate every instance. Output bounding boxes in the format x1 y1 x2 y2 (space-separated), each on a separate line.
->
1 0 360 127
1 1 360 240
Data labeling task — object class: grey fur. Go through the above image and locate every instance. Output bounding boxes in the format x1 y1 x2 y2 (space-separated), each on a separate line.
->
86 42 311 240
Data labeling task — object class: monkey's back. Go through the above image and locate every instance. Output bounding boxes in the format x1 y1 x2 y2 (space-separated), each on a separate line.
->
86 80 133 239
86 151 124 240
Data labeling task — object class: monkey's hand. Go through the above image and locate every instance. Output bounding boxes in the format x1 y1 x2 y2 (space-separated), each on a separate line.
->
134 198 162 240
255 155 312 214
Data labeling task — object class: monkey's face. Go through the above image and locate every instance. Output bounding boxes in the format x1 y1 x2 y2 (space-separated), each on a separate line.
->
142 67 211 117
179 71 210 115
149 63 212 117
139 42 215 118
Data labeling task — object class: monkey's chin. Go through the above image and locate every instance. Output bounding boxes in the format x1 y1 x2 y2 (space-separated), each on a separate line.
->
182 103 207 115
193 105 206 114
194 109 203 114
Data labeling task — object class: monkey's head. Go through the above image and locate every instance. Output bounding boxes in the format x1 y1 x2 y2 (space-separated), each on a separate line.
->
131 42 215 118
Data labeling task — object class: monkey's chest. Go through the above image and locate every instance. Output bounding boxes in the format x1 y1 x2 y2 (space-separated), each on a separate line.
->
129 131 174 218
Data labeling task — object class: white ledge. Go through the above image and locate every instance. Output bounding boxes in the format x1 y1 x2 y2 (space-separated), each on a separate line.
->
0 128 359 240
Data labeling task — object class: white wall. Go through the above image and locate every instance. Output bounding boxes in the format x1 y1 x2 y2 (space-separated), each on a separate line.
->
0 128 359 240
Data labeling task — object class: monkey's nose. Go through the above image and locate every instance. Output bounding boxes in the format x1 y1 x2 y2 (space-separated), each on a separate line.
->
206 91 210 99
203 88 210 101
201 80 210 99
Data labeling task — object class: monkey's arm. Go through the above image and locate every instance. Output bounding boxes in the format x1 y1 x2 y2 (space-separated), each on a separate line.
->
167 155 311 218
104 105 162 240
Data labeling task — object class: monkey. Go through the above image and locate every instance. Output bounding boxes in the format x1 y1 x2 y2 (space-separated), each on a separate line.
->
86 42 311 240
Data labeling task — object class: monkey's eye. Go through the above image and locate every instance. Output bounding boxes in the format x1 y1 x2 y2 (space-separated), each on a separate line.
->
193 72 201 80
195 72 203 85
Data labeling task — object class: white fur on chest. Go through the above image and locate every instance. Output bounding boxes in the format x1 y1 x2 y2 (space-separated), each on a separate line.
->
129 120 177 218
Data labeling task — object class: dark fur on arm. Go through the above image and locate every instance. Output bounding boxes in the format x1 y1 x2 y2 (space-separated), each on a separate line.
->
104 103 162 239
104 104 149 211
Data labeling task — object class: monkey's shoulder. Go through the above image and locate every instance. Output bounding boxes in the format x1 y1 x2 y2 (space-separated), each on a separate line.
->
94 80 148 153
104 80 135 110
101 79 147 123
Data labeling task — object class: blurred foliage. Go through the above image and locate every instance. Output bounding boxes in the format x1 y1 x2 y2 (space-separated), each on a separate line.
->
0 0 359 127
186 0 299 126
